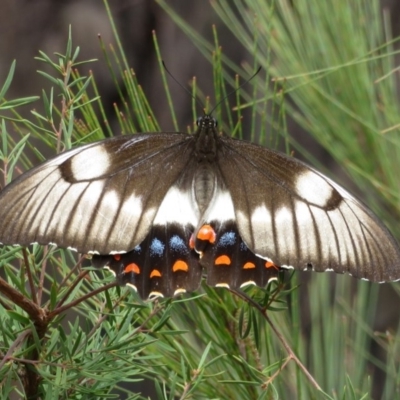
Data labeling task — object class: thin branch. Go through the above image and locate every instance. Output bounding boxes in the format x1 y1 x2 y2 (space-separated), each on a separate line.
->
0 276 45 324
0 329 31 369
57 254 86 290
37 246 49 305
263 311 322 391
47 281 117 318
56 269 90 309
22 248 38 305
231 289 322 391
262 356 292 388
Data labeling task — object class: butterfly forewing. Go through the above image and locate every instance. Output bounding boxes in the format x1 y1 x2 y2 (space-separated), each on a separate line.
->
218 136 400 282
0 133 195 254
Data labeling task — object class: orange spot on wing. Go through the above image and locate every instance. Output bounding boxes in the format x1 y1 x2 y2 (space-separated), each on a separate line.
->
197 224 216 244
243 262 256 269
173 260 189 272
124 263 140 274
215 255 231 265
265 261 279 270
150 269 162 278
113 254 121 261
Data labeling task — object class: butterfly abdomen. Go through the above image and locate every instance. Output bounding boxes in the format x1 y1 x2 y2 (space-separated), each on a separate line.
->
193 163 217 213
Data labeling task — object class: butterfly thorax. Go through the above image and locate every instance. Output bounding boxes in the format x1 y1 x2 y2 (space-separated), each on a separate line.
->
194 115 219 162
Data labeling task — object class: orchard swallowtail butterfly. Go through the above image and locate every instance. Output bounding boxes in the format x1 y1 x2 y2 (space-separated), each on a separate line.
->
0 115 400 299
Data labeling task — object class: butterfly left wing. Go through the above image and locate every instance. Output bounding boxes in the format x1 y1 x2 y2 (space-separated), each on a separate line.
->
0 133 196 254
217 137 400 282
91 176 204 298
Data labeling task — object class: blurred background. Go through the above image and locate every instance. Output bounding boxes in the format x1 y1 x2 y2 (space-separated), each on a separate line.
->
1 1 400 398
1 0 399 125
0 0 238 129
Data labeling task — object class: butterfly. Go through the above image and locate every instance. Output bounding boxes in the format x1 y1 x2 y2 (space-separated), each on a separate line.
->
0 114 399 298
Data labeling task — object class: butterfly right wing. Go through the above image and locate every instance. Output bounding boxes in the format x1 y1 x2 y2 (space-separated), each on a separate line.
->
216 136 400 282
0 133 196 255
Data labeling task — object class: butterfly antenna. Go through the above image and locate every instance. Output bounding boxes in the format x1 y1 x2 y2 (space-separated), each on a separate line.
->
162 61 205 112
209 66 262 115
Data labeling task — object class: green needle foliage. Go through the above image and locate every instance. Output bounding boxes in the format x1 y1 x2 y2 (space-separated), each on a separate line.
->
0 0 399 399
157 0 400 398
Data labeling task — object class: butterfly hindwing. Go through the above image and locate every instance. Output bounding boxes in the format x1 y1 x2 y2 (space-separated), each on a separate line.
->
93 223 202 298
191 185 280 289
194 220 280 289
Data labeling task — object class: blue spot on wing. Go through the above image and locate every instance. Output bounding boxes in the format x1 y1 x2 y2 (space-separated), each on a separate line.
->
150 238 165 257
240 241 248 251
218 231 236 247
169 235 188 254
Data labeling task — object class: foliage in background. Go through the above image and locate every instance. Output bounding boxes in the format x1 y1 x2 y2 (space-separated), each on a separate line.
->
0 0 399 399
157 0 400 398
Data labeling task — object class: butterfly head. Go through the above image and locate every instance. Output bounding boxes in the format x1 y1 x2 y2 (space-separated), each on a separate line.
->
196 114 217 130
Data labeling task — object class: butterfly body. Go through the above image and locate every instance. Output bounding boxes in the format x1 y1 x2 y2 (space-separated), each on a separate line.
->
1 115 400 298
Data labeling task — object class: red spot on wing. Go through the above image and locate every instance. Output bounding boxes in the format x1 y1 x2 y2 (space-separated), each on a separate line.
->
150 269 162 278
243 262 256 269
113 254 121 261
124 263 140 274
173 260 189 272
197 225 216 244
215 255 231 265
189 234 195 249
